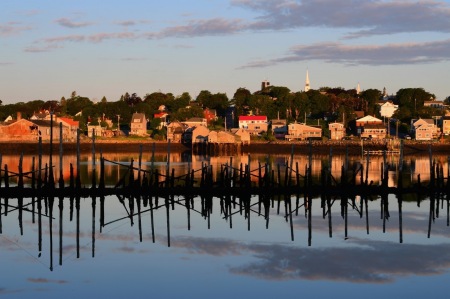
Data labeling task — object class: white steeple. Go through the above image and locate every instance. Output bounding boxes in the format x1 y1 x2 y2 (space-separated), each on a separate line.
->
356 82 361 95
304 69 310 92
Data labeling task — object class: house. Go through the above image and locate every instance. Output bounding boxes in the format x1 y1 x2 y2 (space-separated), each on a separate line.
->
415 124 435 141
0 118 38 141
183 117 207 128
203 108 218 125
231 128 250 145
87 124 103 137
57 117 79 141
355 115 383 136
424 100 446 109
271 119 287 138
442 116 450 135
238 115 268 135
328 122 345 140
285 123 322 141
30 111 51 120
130 113 148 136
379 101 398 118
30 119 70 141
153 112 169 129
208 130 235 144
167 122 187 143
360 124 386 139
411 118 439 140
183 125 209 144
2 115 13 123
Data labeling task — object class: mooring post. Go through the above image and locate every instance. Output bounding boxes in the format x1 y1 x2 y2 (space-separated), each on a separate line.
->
18 153 23 188
38 135 42 189
76 128 81 190
31 156 36 223
48 111 54 187
138 144 143 188
92 128 96 168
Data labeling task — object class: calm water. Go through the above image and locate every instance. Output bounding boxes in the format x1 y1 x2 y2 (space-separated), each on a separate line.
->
1 152 450 298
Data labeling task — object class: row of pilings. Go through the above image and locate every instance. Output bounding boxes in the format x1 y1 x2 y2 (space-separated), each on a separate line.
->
1 127 450 199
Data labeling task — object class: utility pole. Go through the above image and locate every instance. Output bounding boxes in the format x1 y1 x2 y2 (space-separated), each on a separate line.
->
116 115 120 136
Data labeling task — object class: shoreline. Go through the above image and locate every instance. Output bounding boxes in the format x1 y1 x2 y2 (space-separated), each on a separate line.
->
0 140 448 156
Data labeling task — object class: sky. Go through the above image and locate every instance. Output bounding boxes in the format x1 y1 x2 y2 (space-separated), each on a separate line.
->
1 0 450 105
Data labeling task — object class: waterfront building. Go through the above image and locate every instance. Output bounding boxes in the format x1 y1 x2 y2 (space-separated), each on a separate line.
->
130 113 148 136
328 122 346 140
271 119 287 139
355 115 383 136
285 122 322 141
183 117 207 128
167 121 187 143
411 118 439 140
238 115 268 135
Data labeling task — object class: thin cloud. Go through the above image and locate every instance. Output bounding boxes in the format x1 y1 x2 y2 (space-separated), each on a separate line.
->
0 22 32 36
232 0 450 37
239 39 450 68
115 20 137 27
16 10 41 16
55 18 94 28
0 62 14 66
157 18 245 38
88 32 136 43
26 32 137 52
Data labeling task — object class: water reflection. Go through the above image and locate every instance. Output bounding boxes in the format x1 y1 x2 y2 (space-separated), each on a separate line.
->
1 192 450 272
2 153 450 298
0 152 447 187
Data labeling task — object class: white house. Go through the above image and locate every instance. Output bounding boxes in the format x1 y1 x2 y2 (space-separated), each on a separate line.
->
379 101 398 118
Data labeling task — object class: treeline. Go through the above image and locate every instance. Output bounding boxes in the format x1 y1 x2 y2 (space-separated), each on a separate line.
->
0 86 446 132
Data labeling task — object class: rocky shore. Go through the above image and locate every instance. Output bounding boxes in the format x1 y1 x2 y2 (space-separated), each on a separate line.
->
1 139 449 156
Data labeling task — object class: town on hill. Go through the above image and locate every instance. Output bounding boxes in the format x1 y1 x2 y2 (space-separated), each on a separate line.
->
1 74 450 145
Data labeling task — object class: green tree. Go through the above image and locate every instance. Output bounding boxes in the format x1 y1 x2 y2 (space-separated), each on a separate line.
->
307 90 330 118
360 89 382 116
232 87 252 117
66 96 94 116
167 92 191 112
196 90 212 107
144 92 173 112
396 88 435 118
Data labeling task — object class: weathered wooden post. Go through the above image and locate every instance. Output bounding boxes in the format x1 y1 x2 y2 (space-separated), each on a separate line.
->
59 122 64 188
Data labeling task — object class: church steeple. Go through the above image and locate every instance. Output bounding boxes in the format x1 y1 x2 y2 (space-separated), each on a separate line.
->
356 82 361 95
304 69 310 92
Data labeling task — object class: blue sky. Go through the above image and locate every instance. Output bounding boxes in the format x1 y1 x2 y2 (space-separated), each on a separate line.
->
2 0 450 104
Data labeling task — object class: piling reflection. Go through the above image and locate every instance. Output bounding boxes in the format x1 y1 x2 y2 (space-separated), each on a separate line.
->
1 190 450 272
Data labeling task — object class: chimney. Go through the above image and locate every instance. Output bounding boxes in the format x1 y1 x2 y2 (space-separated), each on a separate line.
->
17 112 22 120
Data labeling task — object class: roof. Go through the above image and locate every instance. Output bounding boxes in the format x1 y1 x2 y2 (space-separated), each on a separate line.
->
154 112 168 118
356 115 382 123
58 117 79 126
271 119 287 125
131 113 146 122
239 115 267 121
29 119 60 128
413 118 434 126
